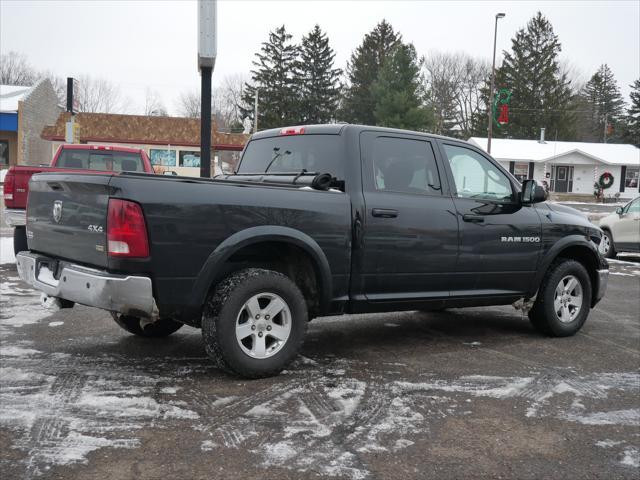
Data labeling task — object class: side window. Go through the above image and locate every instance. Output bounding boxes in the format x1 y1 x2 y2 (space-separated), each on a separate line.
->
443 144 513 202
372 137 441 195
625 198 640 214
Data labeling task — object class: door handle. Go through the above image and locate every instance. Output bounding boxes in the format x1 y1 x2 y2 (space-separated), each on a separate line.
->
372 208 398 218
463 214 484 223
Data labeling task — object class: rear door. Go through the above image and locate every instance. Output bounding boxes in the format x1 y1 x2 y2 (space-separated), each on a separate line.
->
438 141 542 296
27 173 113 267
356 131 458 303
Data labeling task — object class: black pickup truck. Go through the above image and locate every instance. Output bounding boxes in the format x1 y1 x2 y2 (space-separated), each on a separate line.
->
17 124 609 378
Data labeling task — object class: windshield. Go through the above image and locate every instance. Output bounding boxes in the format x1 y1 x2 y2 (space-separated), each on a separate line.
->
56 150 144 172
238 135 344 180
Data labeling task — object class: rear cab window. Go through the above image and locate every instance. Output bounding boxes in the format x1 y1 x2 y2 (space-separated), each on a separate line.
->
372 136 442 195
56 149 144 172
238 135 345 181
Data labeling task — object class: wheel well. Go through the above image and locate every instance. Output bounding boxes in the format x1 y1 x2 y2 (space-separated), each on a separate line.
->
215 241 322 318
555 245 599 303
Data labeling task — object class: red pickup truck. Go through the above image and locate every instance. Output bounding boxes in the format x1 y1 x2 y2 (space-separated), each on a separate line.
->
3 144 155 254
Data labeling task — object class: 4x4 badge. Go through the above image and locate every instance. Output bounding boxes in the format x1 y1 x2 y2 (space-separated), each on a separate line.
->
53 200 63 223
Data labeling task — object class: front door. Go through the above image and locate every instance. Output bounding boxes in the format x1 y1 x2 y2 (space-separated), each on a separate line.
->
612 198 640 248
356 132 458 304
438 142 542 296
554 166 574 193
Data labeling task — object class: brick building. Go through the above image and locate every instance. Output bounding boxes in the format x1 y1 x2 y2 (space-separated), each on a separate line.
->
41 112 249 176
0 79 61 169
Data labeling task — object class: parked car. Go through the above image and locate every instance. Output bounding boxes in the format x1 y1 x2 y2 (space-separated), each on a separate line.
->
3 144 155 254
599 196 640 258
16 124 609 378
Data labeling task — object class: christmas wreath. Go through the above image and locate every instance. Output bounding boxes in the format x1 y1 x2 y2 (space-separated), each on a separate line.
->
598 172 614 189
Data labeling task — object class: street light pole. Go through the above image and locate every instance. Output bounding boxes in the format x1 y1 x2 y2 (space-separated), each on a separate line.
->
487 12 505 154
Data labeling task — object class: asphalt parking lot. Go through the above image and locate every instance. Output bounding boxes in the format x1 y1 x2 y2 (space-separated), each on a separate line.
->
1 202 639 480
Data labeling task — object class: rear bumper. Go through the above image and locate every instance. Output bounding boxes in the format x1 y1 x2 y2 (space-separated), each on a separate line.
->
16 252 158 318
4 208 26 227
593 268 609 305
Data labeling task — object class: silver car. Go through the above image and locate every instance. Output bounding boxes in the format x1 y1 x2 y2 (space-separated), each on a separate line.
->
599 196 640 258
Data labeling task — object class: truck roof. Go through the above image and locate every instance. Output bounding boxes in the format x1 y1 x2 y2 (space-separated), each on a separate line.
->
59 144 144 154
250 124 469 144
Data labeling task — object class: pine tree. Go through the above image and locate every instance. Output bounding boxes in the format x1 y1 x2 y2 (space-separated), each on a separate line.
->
240 26 300 130
341 20 400 124
298 25 343 124
493 12 574 140
624 79 640 147
372 44 431 130
579 64 626 142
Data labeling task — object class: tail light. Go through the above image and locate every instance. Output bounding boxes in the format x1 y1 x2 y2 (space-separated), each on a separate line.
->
280 126 305 136
107 199 149 258
3 168 15 208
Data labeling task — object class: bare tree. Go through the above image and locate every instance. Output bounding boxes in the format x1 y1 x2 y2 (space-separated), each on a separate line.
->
0 51 38 86
143 88 168 116
423 51 489 138
74 75 124 113
177 74 247 129
177 89 200 118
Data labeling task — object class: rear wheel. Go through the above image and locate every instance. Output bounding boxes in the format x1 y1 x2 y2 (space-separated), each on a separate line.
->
111 313 183 337
201 268 308 379
13 226 28 255
601 229 617 259
528 260 592 337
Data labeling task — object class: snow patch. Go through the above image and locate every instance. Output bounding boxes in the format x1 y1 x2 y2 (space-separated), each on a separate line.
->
563 409 640 426
1 236 16 264
621 447 640 468
48 321 64 327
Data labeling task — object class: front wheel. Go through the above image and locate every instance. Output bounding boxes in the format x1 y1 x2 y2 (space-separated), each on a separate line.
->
201 268 308 379
601 230 617 259
528 260 592 337
111 313 183 337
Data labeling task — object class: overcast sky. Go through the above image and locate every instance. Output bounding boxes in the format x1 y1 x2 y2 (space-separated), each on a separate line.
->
1 0 638 115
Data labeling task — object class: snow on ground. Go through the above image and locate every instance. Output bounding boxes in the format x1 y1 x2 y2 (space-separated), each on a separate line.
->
1 236 16 264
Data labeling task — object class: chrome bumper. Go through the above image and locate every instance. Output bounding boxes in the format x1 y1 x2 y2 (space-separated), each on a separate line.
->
4 208 26 227
595 268 609 302
16 252 158 318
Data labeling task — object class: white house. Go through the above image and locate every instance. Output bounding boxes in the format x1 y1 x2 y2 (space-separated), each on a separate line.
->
469 135 640 199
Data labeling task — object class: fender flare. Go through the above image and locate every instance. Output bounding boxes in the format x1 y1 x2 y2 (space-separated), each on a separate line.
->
529 234 602 297
189 225 333 313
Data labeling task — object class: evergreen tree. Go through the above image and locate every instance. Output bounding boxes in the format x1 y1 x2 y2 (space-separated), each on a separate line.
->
624 79 640 147
341 20 400 124
579 64 626 142
298 25 343 124
372 44 431 130
493 12 574 140
240 26 300 130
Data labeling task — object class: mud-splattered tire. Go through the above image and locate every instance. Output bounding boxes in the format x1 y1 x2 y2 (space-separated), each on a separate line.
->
528 259 592 337
201 268 308 379
13 226 28 255
111 313 183 337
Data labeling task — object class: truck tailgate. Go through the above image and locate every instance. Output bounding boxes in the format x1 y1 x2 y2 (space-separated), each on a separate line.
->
26 173 114 268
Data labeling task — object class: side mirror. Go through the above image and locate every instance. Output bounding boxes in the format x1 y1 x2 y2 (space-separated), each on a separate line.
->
163 170 178 176
615 206 623 215
521 179 547 204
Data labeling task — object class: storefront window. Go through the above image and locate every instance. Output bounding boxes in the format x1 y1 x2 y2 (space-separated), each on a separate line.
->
179 150 201 168
149 149 176 167
625 167 639 189
0 141 8 166
513 162 529 183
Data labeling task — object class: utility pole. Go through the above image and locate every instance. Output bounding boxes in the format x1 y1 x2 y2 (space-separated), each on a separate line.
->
253 89 259 133
603 113 608 143
197 0 217 178
487 12 505 154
